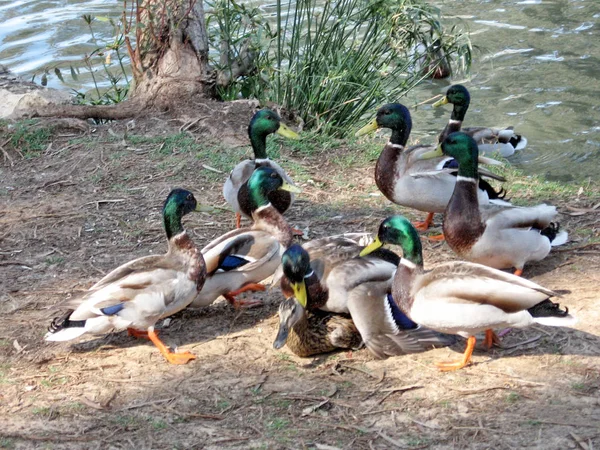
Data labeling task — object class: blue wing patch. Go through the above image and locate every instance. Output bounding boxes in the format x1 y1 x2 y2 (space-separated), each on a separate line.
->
100 303 125 316
387 294 417 329
443 159 459 170
218 254 250 272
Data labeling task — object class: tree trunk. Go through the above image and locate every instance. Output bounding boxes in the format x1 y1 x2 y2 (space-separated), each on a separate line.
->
129 0 213 109
31 0 256 120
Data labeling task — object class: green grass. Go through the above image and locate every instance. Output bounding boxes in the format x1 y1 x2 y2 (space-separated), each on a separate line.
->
505 392 520 404
5 120 53 158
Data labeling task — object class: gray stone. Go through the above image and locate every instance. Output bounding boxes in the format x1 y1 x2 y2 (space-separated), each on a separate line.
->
0 67 73 119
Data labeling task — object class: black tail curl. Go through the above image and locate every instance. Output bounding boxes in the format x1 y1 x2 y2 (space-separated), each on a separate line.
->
478 178 508 200
527 299 569 318
540 222 560 242
47 309 85 334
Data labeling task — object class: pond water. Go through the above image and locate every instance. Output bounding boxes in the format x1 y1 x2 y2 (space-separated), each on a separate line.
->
0 0 598 182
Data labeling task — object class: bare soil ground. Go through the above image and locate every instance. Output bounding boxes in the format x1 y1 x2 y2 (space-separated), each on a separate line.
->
1 110 599 449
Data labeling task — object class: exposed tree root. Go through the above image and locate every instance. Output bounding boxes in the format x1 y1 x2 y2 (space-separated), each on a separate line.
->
30 100 146 121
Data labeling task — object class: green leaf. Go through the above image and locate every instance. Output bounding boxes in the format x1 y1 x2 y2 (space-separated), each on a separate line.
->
54 68 64 82
70 66 79 81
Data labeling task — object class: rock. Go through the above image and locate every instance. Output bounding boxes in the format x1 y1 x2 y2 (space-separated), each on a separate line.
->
0 67 73 119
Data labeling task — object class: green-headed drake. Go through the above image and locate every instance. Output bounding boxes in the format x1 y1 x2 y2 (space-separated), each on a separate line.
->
361 215 576 371
356 103 507 231
46 189 210 364
434 84 527 157
223 109 299 228
192 166 300 309
422 132 567 276
276 237 455 359
274 297 362 357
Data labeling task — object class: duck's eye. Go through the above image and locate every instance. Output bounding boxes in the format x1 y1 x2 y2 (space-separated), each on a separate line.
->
270 172 278 179
186 193 193 201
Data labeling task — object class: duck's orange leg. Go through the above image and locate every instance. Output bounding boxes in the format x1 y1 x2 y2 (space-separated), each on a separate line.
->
483 329 501 350
413 212 434 231
147 329 196 365
235 213 242 229
436 336 476 371
426 233 445 242
513 268 523 277
224 283 265 309
128 328 149 339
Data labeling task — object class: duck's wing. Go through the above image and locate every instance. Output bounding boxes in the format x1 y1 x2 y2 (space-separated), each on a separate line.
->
203 230 281 275
346 279 455 358
89 254 178 291
481 203 557 231
223 160 256 211
414 261 556 313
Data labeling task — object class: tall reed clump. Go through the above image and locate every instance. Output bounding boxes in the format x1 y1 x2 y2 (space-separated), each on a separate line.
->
207 0 472 136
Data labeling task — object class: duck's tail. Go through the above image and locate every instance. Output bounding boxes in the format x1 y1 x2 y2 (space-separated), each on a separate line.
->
479 178 509 202
45 309 88 342
529 299 577 327
540 222 569 247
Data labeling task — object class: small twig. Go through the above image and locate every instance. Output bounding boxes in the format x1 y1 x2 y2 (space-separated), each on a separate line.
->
202 164 224 174
377 431 404 449
119 397 175 411
81 199 125 210
570 432 590 450
499 334 542 350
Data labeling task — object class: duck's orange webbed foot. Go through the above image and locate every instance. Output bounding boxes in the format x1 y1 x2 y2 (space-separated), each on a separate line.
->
147 329 196 365
235 213 242 229
513 268 523 277
436 336 476 372
224 283 265 309
413 212 434 232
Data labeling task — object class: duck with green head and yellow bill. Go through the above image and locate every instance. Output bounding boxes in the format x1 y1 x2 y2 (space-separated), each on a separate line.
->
277 238 456 358
434 84 527 157
420 132 568 276
223 109 300 229
191 166 300 309
45 189 210 365
360 215 576 371
273 297 363 357
355 102 508 233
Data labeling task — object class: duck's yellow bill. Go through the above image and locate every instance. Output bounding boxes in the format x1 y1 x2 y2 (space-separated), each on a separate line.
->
195 204 219 213
280 181 302 193
359 236 383 257
292 281 307 308
417 144 444 160
355 118 379 137
276 123 300 140
432 96 449 107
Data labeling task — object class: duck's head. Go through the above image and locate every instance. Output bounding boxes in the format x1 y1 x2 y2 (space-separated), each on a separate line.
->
162 189 212 238
360 216 423 266
440 131 479 164
281 244 311 308
355 103 412 145
247 166 301 209
433 84 470 108
248 109 300 158
273 297 305 349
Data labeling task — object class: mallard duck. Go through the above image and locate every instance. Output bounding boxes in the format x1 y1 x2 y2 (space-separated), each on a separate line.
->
279 240 456 358
273 297 363 357
223 109 300 228
45 189 209 364
421 132 568 276
190 166 299 309
434 84 527 157
360 215 576 371
355 103 507 232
